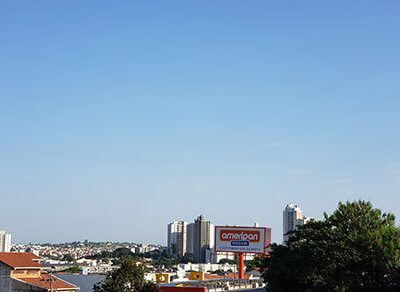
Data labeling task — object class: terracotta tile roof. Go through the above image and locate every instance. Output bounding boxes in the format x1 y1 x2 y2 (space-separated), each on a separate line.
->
225 272 250 279
203 274 225 280
0 252 41 268
202 273 251 280
201 273 251 280
18 273 78 291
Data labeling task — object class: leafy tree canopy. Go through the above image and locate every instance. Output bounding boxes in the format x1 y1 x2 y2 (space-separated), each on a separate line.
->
113 247 135 258
63 266 81 273
262 200 400 292
94 258 159 292
246 256 264 272
62 254 75 262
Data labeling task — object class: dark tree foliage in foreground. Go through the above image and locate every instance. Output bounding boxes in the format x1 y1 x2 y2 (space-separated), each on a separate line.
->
246 255 264 272
262 200 400 292
93 258 159 292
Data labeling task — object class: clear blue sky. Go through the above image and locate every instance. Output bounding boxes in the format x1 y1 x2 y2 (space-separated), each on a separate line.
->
1 1 399 244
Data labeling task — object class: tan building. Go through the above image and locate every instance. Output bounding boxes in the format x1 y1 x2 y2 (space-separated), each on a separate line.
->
0 252 78 291
283 203 305 244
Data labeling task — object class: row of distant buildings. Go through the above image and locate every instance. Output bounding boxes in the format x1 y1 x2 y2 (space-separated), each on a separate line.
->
4 203 308 254
3 203 309 263
168 215 268 264
167 204 311 262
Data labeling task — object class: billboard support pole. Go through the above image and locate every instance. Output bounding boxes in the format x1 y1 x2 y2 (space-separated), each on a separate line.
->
238 252 245 279
215 226 271 280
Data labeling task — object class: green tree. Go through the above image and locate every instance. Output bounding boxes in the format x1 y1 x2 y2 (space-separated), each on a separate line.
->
62 254 74 262
157 250 178 269
93 258 159 292
63 266 81 273
179 254 194 264
262 200 400 291
246 255 264 271
112 247 135 258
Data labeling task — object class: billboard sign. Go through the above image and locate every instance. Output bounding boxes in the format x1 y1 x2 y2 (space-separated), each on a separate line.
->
215 226 268 254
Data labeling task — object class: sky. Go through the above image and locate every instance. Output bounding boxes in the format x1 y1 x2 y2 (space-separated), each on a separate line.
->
1 1 399 245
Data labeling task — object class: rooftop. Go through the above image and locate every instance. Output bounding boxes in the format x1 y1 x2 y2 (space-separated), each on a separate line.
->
0 252 41 269
17 273 78 291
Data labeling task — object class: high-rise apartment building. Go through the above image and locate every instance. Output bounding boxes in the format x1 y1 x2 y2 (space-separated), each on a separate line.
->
185 223 195 258
283 204 309 244
167 221 187 257
0 231 11 252
167 216 215 263
193 215 214 263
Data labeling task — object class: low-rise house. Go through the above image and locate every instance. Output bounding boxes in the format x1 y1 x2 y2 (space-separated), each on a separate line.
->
0 252 78 291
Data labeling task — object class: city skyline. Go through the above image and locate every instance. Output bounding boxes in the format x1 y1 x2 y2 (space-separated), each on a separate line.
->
1 1 400 244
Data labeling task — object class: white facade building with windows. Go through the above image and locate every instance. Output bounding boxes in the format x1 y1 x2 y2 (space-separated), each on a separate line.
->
283 204 308 244
167 221 187 257
0 231 11 252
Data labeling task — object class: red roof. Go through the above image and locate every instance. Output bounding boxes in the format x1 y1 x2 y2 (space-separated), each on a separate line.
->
202 273 251 280
18 273 78 291
225 272 250 279
203 274 225 280
0 252 41 268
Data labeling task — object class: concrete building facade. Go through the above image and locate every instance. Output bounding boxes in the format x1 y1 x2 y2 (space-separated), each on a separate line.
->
167 221 187 257
0 231 11 252
283 203 308 244
185 223 195 258
193 215 214 263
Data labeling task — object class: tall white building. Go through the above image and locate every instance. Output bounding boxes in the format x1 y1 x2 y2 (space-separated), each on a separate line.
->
283 204 307 244
169 216 215 263
167 221 187 257
0 231 11 252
